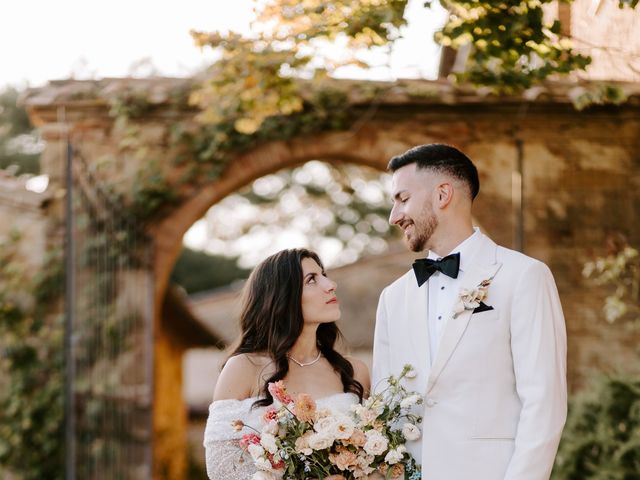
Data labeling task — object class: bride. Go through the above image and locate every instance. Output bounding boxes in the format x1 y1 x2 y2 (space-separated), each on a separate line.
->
204 248 371 479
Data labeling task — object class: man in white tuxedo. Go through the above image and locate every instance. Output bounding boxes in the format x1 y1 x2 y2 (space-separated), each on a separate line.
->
372 144 567 480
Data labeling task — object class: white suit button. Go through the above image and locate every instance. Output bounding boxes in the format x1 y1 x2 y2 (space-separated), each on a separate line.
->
426 398 437 407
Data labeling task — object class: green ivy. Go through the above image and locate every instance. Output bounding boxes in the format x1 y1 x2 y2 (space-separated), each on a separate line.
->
433 0 592 92
0 234 65 480
115 84 365 222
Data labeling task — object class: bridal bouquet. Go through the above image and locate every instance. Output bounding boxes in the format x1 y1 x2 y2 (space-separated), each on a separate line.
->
233 364 422 480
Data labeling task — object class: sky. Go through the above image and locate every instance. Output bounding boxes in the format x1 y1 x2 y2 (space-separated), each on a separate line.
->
1 0 446 88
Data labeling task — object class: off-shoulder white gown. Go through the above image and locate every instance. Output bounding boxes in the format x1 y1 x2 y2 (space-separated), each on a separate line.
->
203 392 358 480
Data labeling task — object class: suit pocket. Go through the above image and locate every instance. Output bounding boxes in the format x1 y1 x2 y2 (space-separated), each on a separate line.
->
469 308 499 322
472 301 494 314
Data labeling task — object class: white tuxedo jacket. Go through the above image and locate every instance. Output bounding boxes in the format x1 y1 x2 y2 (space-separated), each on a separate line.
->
372 233 567 480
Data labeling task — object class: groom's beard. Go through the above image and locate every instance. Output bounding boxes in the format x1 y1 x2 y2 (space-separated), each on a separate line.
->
407 206 438 252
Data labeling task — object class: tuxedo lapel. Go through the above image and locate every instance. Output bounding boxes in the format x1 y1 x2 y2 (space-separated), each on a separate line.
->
426 235 502 393
405 276 431 389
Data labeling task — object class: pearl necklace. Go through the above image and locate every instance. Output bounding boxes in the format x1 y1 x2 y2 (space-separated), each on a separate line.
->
287 352 322 367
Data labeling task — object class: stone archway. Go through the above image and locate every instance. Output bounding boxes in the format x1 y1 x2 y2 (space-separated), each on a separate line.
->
150 128 515 313
25 77 640 479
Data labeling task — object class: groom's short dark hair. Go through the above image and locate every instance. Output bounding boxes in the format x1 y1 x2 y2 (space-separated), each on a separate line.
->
388 144 480 200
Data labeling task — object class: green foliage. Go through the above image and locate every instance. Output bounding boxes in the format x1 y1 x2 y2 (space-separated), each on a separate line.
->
552 376 640 480
170 248 250 294
435 0 591 92
128 86 363 221
571 84 630 111
0 87 41 174
131 161 180 221
0 234 65 480
189 0 639 135
190 0 408 135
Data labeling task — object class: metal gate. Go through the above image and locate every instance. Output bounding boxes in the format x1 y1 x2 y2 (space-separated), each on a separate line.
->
65 143 154 479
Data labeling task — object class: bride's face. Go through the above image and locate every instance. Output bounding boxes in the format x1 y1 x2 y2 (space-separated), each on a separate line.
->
300 257 340 325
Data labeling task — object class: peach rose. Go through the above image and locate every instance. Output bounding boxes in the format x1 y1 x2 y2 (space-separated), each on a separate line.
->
329 445 358 471
345 428 366 447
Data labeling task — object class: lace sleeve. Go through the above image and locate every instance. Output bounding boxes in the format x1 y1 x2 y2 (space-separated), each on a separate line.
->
204 439 256 480
203 398 261 480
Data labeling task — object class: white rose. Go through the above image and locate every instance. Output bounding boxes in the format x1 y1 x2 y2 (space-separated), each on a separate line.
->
260 433 278 454
357 407 379 426
308 432 334 450
248 443 265 461
334 414 355 440
255 457 273 471
262 419 279 436
363 430 389 456
314 415 339 438
384 448 404 465
400 394 421 409
401 423 421 441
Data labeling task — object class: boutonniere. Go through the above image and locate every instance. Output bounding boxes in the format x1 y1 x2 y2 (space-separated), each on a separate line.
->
452 278 493 318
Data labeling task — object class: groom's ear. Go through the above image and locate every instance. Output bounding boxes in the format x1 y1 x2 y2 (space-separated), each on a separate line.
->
435 182 454 209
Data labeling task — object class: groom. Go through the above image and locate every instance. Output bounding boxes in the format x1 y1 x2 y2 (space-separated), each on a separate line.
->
372 144 567 480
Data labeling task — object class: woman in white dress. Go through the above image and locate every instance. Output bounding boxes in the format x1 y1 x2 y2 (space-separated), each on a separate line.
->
204 248 371 480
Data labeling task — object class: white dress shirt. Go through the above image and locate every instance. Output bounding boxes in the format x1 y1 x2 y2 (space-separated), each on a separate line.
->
426 227 483 364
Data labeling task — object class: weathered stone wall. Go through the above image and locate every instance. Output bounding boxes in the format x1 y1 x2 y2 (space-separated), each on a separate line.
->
24 78 640 478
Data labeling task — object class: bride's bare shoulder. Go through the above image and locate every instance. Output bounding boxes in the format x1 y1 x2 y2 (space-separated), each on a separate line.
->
213 353 273 401
346 355 371 396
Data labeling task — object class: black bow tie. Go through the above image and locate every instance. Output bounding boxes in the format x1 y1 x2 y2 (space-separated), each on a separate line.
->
412 253 460 287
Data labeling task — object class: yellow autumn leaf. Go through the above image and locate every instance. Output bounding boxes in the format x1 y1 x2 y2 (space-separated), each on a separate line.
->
234 117 261 135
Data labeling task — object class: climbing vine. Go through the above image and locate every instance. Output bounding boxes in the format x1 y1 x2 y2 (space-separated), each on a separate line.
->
109 81 382 222
0 233 65 480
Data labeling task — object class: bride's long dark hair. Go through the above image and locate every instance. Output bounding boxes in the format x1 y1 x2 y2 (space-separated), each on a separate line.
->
228 248 364 407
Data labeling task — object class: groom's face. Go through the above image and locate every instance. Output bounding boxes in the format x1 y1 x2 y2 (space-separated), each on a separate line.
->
389 163 438 252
